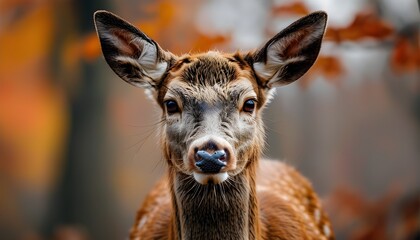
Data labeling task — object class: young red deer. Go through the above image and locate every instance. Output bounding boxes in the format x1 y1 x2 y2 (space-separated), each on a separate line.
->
94 10 334 240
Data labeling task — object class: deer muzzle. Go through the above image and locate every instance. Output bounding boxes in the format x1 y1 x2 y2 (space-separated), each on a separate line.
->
187 136 236 184
195 150 227 173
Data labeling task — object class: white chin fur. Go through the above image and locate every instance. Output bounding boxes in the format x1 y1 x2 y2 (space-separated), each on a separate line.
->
193 172 228 185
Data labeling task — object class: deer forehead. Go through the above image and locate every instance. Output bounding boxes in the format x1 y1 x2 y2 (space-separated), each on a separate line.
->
164 78 257 103
162 53 258 105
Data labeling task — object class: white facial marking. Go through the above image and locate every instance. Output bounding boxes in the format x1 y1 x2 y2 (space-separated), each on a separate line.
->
204 109 221 133
193 172 228 185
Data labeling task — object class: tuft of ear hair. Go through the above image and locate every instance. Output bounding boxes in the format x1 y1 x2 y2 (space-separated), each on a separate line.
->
252 11 327 88
94 10 175 90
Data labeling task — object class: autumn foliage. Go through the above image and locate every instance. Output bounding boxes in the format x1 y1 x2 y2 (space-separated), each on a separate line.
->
81 1 419 86
81 0 229 61
272 2 310 16
1 0 419 239
391 35 420 73
325 12 394 42
300 56 344 88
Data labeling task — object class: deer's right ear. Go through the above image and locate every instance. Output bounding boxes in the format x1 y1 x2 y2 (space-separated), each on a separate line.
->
94 10 175 90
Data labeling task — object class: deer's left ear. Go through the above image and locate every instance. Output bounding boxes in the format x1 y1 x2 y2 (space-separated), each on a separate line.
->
252 11 327 88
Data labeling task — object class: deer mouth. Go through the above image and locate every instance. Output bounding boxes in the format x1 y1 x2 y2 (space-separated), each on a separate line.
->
193 172 229 185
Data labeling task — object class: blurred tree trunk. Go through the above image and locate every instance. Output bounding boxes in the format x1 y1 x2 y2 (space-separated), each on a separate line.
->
46 0 121 239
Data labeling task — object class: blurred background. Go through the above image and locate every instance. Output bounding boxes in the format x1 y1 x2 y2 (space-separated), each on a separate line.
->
1 0 419 239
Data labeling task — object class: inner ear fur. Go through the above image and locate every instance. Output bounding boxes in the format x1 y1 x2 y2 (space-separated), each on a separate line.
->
94 10 176 90
251 11 328 88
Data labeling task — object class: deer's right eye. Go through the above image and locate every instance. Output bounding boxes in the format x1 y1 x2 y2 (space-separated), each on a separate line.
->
165 100 180 114
242 99 256 113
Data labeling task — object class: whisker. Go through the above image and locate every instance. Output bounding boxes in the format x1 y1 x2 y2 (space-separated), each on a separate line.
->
130 126 160 155
152 155 167 172
127 127 158 150
220 183 229 207
198 185 207 208
191 180 202 201
126 118 165 129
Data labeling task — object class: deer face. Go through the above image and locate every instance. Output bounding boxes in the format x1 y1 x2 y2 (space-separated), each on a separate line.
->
158 53 266 184
94 11 327 185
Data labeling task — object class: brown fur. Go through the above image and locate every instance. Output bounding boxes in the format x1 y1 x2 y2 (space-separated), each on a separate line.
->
94 10 334 240
127 53 333 240
131 160 334 240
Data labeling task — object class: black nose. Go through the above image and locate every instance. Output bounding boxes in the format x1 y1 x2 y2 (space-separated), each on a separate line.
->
195 150 227 173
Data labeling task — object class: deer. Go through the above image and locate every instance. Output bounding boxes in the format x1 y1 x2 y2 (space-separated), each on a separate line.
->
94 10 334 240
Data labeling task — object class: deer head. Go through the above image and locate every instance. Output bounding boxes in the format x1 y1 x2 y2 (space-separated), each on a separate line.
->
94 11 327 185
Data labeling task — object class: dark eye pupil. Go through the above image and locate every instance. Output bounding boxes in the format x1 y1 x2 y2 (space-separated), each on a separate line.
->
243 100 255 113
165 100 179 114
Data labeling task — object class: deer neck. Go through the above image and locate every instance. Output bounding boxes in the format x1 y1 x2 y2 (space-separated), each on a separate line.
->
168 160 261 240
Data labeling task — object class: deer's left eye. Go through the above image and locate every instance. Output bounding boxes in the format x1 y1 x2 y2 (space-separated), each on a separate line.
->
165 100 180 114
242 99 256 113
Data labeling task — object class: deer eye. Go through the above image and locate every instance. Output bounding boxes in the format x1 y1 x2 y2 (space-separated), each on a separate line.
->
242 99 256 113
165 100 180 114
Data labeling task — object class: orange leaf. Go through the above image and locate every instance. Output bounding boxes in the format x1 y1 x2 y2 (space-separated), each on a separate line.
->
81 0 230 58
0 0 34 13
300 55 344 88
81 33 101 61
272 2 309 16
0 3 68 190
190 33 229 53
0 4 54 72
391 35 420 73
326 12 394 42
